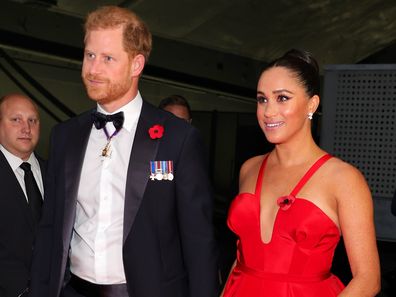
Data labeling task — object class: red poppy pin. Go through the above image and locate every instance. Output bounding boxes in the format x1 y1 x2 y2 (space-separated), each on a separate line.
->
277 195 296 211
148 124 164 139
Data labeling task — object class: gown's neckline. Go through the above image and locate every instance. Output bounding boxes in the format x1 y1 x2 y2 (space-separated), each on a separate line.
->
254 153 334 245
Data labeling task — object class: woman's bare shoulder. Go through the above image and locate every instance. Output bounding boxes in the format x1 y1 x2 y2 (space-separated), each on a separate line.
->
240 154 268 175
325 156 370 197
239 154 269 188
326 156 365 180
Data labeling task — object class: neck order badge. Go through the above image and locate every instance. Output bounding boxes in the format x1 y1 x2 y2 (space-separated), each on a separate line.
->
92 111 125 158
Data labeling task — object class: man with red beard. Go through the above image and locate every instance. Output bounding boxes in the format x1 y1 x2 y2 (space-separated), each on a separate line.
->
30 6 218 297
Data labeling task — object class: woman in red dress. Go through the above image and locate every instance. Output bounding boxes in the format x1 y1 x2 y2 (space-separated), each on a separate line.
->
222 49 380 297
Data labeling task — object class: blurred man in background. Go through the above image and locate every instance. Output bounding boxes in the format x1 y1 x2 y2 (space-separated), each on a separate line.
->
159 95 192 123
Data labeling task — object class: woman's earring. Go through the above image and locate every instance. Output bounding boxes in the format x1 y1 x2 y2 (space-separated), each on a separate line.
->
308 112 313 120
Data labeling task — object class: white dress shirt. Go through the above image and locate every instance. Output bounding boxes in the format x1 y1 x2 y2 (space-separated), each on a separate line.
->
0 144 44 200
70 93 143 284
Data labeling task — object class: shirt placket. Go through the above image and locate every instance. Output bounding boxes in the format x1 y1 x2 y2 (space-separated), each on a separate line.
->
95 146 113 280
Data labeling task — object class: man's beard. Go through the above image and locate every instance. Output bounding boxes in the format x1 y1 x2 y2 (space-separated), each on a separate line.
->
83 74 132 105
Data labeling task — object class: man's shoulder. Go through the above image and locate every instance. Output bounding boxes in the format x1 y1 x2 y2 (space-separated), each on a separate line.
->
0 150 9 170
0 151 18 187
34 153 47 167
53 109 94 131
142 100 192 134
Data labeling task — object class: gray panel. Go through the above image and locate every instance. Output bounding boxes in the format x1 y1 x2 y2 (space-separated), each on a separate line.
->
321 65 396 241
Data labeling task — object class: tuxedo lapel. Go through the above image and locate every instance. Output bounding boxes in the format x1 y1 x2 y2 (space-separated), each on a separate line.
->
62 112 93 244
0 151 34 229
123 102 164 242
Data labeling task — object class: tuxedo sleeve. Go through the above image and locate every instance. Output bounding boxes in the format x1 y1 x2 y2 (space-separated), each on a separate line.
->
29 126 60 297
175 127 219 297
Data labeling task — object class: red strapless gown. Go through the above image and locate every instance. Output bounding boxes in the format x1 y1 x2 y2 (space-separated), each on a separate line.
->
223 154 345 296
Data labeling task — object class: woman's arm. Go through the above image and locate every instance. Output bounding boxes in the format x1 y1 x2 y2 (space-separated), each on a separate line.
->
334 162 380 296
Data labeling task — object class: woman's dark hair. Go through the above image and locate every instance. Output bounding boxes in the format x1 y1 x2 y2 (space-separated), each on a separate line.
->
261 49 320 97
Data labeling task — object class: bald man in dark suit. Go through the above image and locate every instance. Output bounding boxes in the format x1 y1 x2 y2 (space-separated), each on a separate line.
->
0 93 45 297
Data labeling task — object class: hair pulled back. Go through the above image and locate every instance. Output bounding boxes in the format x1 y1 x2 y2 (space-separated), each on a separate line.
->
262 49 320 97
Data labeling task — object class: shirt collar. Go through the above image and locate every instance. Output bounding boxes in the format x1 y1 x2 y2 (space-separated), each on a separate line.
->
96 92 143 133
0 144 39 171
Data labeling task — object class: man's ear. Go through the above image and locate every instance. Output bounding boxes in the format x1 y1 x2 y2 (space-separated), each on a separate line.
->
131 54 146 77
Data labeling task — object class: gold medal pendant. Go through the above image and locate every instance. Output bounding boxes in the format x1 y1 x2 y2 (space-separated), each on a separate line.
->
101 140 112 157
99 123 121 159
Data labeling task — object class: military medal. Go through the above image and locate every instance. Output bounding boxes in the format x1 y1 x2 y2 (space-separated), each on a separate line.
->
92 110 124 159
167 160 174 180
102 140 112 157
150 161 156 180
155 161 163 180
149 160 174 180
162 161 168 180
100 125 121 159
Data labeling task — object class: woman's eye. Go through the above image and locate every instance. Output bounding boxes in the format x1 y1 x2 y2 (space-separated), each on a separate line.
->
278 95 290 102
105 56 113 62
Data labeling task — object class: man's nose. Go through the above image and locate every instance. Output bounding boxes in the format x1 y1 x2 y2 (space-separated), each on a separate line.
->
21 120 31 133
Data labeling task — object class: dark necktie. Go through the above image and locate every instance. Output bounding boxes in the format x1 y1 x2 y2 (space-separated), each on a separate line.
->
20 162 42 224
92 111 124 131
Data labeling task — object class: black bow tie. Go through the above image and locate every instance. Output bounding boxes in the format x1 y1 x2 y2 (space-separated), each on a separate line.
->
92 111 124 131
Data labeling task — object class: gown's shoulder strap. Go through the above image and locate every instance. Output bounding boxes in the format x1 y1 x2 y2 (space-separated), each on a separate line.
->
255 154 270 196
290 153 333 197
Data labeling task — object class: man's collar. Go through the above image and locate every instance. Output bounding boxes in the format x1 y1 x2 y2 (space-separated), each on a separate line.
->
0 144 36 171
96 92 143 132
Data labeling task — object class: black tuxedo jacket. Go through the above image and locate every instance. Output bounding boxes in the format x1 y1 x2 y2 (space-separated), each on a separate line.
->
0 151 45 297
30 101 218 297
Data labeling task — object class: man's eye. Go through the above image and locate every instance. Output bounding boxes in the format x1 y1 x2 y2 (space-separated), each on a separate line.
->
257 96 267 104
105 56 113 62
